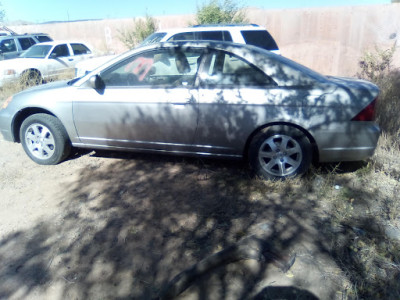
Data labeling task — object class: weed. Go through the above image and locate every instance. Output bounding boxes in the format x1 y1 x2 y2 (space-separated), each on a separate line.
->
0 69 75 106
118 15 157 49
358 44 400 135
358 43 396 82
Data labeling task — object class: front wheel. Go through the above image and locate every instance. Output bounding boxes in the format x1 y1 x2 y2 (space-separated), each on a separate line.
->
20 70 42 87
248 126 312 180
20 114 71 165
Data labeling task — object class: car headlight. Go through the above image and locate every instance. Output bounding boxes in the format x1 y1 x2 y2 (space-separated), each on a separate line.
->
3 69 16 76
2 95 13 109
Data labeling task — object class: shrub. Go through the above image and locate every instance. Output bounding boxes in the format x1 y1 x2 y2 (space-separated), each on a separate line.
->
358 44 400 135
358 44 396 82
195 0 247 25
118 15 158 49
374 70 400 135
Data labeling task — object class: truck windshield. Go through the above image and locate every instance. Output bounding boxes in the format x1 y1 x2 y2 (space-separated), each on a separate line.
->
139 32 167 47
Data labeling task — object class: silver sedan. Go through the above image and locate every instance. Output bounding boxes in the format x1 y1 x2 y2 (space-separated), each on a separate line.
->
0 41 380 180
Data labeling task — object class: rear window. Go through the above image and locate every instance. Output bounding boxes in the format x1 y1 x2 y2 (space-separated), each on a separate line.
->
35 35 52 42
241 30 279 51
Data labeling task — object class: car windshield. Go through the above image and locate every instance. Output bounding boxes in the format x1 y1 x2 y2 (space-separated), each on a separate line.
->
139 32 167 47
21 44 52 58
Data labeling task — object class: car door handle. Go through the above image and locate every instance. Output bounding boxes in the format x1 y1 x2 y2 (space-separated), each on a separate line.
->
170 96 196 105
68 58 74 61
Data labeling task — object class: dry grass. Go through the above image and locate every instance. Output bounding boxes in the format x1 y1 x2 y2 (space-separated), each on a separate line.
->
312 136 400 299
307 55 400 298
0 69 75 107
375 70 400 136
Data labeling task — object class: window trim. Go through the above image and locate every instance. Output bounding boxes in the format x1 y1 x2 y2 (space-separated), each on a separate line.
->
198 50 277 89
100 48 204 89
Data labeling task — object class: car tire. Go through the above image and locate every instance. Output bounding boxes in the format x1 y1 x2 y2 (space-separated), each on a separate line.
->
21 70 42 86
248 125 312 180
20 114 71 165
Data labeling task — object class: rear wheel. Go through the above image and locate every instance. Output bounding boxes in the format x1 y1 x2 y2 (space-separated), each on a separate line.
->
249 125 312 180
20 114 71 165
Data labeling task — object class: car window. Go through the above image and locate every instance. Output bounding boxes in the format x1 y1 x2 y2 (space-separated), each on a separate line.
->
18 37 36 50
200 50 276 87
0 39 17 53
35 35 52 42
101 48 203 88
51 44 70 57
140 32 167 46
168 32 196 41
198 31 233 42
240 30 279 51
71 43 91 55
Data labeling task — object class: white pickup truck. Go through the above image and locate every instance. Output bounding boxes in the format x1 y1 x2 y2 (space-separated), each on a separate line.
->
0 41 93 87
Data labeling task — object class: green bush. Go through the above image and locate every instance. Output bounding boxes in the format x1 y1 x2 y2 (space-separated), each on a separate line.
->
119 15 158 49
195 0 247 25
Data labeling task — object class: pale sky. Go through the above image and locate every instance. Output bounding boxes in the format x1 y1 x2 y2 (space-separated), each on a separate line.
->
1 0 391 24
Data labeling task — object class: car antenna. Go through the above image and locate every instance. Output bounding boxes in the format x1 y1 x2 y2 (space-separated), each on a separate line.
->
0 24 19 36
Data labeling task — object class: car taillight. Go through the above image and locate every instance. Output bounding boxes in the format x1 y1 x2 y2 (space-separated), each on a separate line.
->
351 98 377 121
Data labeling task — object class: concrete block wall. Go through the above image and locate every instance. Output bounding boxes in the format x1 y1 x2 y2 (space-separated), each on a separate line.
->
9 4 400 76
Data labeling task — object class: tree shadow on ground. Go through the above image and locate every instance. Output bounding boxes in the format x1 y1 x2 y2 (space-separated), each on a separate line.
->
1 149 395 299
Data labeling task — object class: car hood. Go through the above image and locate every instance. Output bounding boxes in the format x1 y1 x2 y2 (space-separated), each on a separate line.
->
28 79 69 90
15 80 70 98
0 57 45 71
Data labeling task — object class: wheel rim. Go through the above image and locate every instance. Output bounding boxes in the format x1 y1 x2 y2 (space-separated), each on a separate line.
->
24 123 55 160
258 134 303 177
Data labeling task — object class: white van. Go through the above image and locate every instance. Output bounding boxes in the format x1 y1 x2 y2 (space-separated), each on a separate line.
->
141 24 280 54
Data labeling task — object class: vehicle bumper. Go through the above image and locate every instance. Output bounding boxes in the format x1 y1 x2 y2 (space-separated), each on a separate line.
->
0 109 14 142
0 75 17 87
313 122 381 162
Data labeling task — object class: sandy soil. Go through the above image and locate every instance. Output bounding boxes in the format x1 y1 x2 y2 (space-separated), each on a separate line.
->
0 136 350 300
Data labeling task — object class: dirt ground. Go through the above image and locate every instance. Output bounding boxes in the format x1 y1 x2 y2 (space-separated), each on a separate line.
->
0 136 370 300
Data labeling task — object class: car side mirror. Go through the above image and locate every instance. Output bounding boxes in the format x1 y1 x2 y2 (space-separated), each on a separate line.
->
50 53 57 59
89 75 105 90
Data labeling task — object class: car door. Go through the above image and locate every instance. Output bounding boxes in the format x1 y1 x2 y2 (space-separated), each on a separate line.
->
196 50 283 157
72 47 202 153
46 44 73 77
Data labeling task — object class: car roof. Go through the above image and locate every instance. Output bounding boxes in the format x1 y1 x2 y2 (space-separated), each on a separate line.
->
31 41 89 46
155 24 268 35
0 33 50 39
